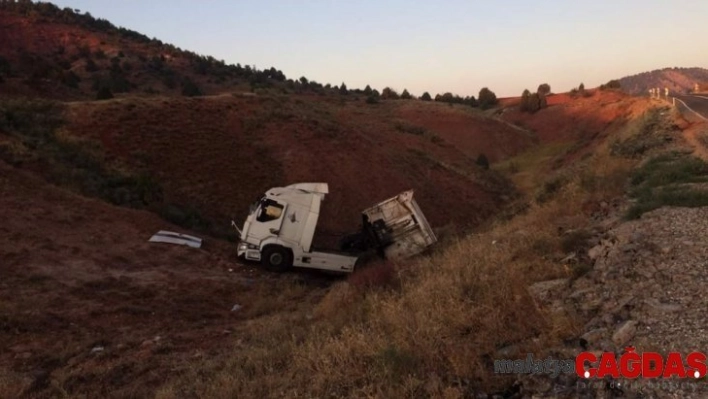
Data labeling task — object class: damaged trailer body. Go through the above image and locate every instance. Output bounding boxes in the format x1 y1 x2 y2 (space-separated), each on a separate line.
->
235 183 437 273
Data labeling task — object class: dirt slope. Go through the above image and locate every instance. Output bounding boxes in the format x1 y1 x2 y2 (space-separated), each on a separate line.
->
501 90 652 144
0 158 267 397
64 94 526 244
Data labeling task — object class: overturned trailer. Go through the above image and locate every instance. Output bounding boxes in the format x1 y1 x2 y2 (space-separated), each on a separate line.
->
234 183 437 273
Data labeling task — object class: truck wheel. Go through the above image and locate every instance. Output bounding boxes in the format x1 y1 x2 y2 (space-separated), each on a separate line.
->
261 245 292 272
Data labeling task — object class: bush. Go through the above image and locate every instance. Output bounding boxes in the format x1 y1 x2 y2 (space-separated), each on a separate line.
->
476 153 490 170
600 79 621 90
59 70 80 88
400 89 412 100
95 87 113 100
0 56 10 78
625 153 708 219
366 95 379 104
181 77 202 97
420 92 432 101
393 121 426 135
85 58 98 72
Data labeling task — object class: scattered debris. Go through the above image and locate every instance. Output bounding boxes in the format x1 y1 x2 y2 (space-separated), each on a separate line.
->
91 346 104 353
148 230 202 248
230 304 242 312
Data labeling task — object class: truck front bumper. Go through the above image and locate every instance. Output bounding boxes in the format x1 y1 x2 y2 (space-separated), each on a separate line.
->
237 242 261 261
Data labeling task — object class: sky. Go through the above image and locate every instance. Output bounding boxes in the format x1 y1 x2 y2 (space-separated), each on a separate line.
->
49 0 708 98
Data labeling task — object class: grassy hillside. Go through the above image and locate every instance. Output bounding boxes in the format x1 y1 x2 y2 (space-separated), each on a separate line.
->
618 66 708 95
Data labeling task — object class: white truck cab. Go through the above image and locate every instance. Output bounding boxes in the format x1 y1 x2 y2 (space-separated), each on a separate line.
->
235 183 436 273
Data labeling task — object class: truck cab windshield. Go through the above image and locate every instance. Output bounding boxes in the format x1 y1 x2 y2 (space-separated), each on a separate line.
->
256 199 284 223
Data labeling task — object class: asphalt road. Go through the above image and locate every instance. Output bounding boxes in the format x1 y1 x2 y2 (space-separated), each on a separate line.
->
674 94 708 121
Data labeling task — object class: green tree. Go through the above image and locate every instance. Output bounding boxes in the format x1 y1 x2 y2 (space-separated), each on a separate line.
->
537 83 551 95
440 92 454 103
381 87 399 99
339 82 348 95
539 92 548 109
478 87 498 109
364 84 373 95
420 92 432 101
528 93 541 112
520 89 531 112
400 89 412 99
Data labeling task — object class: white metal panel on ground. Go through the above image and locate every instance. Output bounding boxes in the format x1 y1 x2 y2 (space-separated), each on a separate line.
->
148 230 202 248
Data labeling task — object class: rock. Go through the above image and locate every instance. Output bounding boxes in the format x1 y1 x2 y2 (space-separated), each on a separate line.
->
587 245 604 260
495 344 520 358
91 346 104 353
644 298 682 313
581 328 608 346
560 253 577 264
528 279 569 301
231 304 242 312
612 320 638 347
621 244 637 253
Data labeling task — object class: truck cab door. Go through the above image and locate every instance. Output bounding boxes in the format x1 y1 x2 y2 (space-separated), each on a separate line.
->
247 198 287 243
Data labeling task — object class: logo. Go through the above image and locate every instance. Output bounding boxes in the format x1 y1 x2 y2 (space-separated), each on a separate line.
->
576 347 707 379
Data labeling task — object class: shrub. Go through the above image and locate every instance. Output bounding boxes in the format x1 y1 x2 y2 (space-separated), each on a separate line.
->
625 153 708 219
600 79 621 90
393 121 426 135
476 153 490 170
339 82 348 95
400 89 412 99
85 58 98 72
59 70 80 88
181 77 202 97
95 86 113 100
420 92 432 101
0 56 10 77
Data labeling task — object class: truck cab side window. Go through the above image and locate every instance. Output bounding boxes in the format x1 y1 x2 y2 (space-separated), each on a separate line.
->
256 199 284 223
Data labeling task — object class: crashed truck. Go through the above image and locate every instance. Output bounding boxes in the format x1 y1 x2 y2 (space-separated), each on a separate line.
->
233 183 437 273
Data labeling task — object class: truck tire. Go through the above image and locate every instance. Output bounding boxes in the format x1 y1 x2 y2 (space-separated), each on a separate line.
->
261 245 293 272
